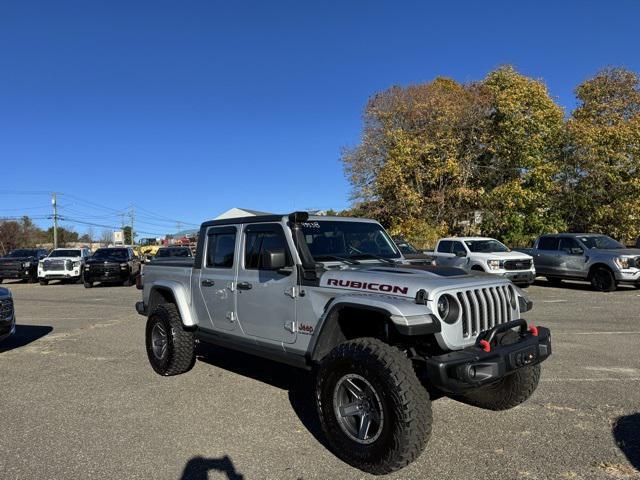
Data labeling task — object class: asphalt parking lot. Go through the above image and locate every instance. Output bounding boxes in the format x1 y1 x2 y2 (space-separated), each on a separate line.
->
0 280 639 480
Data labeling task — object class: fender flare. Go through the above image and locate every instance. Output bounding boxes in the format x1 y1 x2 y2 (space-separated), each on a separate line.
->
148 280 196 327
307 294 439 363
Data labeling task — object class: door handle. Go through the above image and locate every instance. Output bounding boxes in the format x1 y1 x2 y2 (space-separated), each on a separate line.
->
201 279 215 287
237 282 253 290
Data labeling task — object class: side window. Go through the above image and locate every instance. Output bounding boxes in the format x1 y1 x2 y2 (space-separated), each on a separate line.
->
559 238 580 253
244 225 291 270
206 228 236 269
451 241 466 256
437 241 452 253
538 237 559 251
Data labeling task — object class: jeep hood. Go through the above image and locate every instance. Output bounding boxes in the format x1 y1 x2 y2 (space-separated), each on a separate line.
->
320 264 511 301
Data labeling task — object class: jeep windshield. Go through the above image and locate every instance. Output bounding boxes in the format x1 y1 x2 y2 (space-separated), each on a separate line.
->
92 249 128 261
5 249 37 258
48 249 81 258
579 235 625 250
464 239 510 253
301 220 401 262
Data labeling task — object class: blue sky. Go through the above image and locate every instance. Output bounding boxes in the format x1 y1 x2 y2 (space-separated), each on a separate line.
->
1 0 639 236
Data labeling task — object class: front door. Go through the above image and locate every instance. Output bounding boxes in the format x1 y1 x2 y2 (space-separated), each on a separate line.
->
198 226 239 331
557 237 586 278
235 223 297 344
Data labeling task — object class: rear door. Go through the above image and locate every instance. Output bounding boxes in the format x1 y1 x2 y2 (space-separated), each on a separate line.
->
235 223 297 344
534 236 560 275
198 226 239 332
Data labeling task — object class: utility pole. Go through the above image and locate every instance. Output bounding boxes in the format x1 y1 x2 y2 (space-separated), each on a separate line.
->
129 206 135 246
51 192 58 249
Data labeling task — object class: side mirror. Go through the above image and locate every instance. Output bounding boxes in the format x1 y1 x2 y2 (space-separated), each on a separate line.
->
455 251 466 257
262 250 287 271
571 247 584 255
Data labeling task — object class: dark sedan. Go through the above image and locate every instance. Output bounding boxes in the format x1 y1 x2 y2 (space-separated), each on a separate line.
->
0 287 15 342
83 247 141 288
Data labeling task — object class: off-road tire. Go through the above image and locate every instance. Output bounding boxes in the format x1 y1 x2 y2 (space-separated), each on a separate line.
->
589 267 617 292
28 274 38 284
145 303 195 376
316 337 432 475
123 277 133 287
461 331 541 410
39 279 48 286
83 281 93 288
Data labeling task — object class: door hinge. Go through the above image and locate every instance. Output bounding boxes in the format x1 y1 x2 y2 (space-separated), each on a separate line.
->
285 286 298 298
226 311 236 323
284 321 296 333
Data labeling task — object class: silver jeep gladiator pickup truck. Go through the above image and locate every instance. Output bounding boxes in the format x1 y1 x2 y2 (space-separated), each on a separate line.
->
517 233 640 291
137 212 551 474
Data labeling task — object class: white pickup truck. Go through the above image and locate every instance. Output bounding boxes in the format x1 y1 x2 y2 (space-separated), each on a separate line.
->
38 247 91 285
429 237 536 287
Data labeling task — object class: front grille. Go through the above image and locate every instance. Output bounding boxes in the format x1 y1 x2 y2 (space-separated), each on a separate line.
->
456 285 513 338
91 264 121 275
0 298 14 320
0 261 22 274
44 259 67 271
504 259 532 270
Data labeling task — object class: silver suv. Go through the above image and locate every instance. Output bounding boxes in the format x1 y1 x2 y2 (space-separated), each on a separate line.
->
518 233 640 291
137 212 552 474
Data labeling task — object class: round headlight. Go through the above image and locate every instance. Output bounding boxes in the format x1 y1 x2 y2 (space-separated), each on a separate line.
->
437 296 450 319
436 294 459 324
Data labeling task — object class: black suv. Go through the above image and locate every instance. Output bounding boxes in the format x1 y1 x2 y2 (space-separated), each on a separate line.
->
0 248 48 284
84 247 141 288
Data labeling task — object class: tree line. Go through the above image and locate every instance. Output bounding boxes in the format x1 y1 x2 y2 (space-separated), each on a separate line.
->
341 66 640 247
0 216 108 254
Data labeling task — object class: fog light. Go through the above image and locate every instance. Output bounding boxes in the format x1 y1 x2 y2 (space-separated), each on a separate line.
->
468 366 477 379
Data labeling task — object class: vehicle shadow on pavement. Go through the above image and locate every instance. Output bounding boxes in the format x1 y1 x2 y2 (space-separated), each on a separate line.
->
179 455 244 480
0 324 53 353
613 413 640 470
195 343 328 449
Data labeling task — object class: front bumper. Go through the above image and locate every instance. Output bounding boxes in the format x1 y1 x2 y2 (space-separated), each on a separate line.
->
499 270 536 285
0 314 16 342
0 269 31 280
39 268 82 280
425 319 551 393
615 269 640 284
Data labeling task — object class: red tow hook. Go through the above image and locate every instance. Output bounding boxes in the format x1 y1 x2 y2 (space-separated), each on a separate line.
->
528 325 539 337
479 339 491 352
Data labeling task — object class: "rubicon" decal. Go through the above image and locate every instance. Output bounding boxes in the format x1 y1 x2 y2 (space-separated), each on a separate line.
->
326 278 409 295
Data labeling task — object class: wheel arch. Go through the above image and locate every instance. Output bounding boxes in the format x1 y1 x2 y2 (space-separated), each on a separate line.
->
308 302 396 363
147 281 196 326
588 262 615 277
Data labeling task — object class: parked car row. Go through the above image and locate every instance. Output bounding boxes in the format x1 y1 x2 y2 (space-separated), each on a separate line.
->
396 232 640 292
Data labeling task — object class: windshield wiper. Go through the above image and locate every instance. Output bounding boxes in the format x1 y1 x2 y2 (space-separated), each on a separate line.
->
318 255 360 265
348 247 400 265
